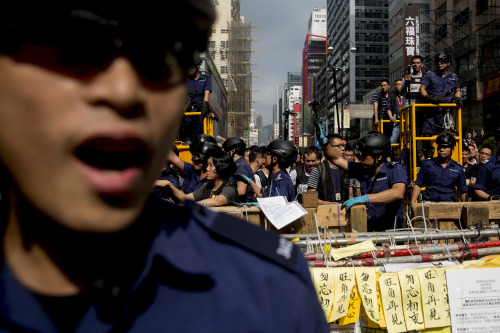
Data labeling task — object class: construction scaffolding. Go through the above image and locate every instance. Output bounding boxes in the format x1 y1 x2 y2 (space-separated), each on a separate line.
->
227 18 253 138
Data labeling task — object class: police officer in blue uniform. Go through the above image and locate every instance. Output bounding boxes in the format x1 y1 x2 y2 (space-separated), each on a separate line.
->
419 52 462 136
223 137 256 202
0 3 329 332
411 133 467 203
179 58 212 144
474 149 500 201
244 140 296 202
169 138 217 195
329 133 407 231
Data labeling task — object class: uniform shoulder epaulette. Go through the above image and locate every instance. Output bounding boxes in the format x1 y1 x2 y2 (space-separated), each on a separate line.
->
186 201 308 283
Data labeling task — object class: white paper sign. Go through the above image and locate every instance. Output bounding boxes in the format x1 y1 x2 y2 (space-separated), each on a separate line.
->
447 267 500 333
328 321 360 333
257 196 307 230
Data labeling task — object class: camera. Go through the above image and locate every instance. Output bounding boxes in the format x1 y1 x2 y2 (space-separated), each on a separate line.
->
406 65 416 75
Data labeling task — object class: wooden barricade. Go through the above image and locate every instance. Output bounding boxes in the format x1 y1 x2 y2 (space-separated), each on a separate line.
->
411 202 500 242
209 206 262 227
210 202 368 234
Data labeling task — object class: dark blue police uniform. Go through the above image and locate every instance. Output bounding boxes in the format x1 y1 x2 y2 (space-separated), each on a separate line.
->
234 157 255 202
475 155 500 197
420 71 460 135
348 161 407 232
181 161 207 194
155 167 181 201
0 198 328 332
263 170 295 202
415 158 467 202
181 73 212 143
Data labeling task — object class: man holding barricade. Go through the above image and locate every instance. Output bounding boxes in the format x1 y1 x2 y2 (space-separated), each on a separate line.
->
410 133 467 203
328 132 407 231
0 3 328 332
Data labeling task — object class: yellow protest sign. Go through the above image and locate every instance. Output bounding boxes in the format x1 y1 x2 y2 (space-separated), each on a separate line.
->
339 283 361 325
329 268 356 322
375 269 387 328
311 268 335 320
329 240 377 260
379 273 407 333
355 267 380 324
418 267 450 328
398 269 425 331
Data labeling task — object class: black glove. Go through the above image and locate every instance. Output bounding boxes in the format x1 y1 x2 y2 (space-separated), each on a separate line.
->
199 101 210 117
235 172 251 184
453 96 463 107
488 195 500 201
426 95 440 104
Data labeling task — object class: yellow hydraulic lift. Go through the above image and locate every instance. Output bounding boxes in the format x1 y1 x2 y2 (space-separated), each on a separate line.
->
379 103 462 212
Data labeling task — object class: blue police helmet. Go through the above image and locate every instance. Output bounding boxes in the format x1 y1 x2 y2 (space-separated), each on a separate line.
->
222 137 246 152
354 132 391 155
436 132 456 148
190 134 217 154
435 51 451 64
267 140 298 167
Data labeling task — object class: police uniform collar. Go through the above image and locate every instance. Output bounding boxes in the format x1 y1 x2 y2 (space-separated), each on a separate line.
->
144 199 215 278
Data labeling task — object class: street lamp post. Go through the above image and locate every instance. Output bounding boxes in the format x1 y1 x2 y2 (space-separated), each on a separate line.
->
328 42 356 136
283 109 297 141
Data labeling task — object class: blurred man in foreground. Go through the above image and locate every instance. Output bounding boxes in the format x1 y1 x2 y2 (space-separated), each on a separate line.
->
0 3 328 332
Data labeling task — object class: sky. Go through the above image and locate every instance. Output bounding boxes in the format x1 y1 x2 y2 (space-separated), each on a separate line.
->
240 0 327 127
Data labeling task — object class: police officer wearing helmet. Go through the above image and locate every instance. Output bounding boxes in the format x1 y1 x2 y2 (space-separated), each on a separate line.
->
223 137 255 202
411 133 467 203
168 139 216 194
244 140 296 202
189 133 217 155
419 52 462 136
0 2 329 332
329 132 407 231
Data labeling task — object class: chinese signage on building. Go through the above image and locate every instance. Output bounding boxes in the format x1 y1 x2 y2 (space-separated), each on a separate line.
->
484 73 500 98
404 5 421 68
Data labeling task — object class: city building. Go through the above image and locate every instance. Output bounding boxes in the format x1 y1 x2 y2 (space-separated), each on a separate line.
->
326 0 389 135
209 0 254 138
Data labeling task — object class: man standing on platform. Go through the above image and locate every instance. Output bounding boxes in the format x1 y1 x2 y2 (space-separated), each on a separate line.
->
372 80 394 139
180 59 212 144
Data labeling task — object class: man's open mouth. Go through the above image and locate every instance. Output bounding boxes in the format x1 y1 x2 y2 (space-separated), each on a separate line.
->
73 137 152 196
74 137 150 170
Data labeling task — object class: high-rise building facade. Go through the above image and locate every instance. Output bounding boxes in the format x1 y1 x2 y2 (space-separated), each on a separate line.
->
209 0 239 90
210 0 253 138
303 8 327 104
326 0 389 106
